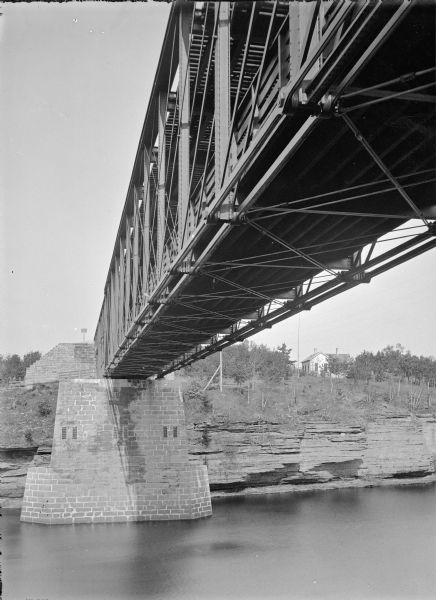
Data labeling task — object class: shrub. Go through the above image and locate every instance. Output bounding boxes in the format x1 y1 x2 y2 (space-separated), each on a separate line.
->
201 425 211 447
184 380 210 409
38 399 52 417
24 429 33 444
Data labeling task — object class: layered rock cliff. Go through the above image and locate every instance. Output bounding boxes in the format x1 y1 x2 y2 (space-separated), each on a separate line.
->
187 415 436 495
2 412 436 506
0 448 36 502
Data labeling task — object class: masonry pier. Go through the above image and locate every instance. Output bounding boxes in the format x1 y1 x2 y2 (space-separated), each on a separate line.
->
21 378 212 524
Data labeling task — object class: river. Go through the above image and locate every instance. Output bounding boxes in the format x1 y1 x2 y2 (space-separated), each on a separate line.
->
3 484 436 600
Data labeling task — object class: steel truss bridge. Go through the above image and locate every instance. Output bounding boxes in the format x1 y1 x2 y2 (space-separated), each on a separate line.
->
95 0 436 379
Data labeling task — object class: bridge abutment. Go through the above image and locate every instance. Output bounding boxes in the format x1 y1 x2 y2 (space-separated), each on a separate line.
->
21 378 212 524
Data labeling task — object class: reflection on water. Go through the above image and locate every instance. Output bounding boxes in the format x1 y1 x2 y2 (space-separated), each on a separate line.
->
3 485 436 600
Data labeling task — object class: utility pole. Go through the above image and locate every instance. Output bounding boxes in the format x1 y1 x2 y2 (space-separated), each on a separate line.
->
297 315 300 378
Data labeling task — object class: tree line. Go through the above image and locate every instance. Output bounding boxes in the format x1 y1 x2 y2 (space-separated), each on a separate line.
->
1 342 435 387
185 341 436 387
348 344 436 384
0 351 41 382
184 341 294 384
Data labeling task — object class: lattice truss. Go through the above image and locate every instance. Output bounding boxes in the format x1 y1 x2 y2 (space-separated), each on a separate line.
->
94 0 436 378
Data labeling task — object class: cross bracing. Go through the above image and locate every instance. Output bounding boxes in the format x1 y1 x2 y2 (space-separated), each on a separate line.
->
95 0 436 379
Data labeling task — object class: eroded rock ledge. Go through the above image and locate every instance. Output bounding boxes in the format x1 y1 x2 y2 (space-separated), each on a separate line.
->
2 415 436 507
187 415 436 495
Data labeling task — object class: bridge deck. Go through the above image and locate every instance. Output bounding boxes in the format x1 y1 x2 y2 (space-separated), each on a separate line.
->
94 1 435 379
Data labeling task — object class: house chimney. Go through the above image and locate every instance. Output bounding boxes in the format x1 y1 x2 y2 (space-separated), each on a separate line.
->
336 347 338 355
314 347 317 353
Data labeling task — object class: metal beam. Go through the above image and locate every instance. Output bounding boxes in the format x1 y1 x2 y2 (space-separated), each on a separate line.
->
247 220 336 276
342 114 430 227
214 2 230 197
340 82 436 113
132 190 140 314
124 216 132 331
332 0 414 101
118 241 125 344
142 149 151 299
157 91 167 277
158 234 436 377
178 1 191 249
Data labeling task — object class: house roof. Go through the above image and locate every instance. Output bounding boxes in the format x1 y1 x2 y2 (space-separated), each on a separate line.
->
302 352 351 364
301 351 327 363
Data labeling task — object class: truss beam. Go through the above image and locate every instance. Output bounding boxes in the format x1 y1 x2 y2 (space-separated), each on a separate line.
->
93 1 436 379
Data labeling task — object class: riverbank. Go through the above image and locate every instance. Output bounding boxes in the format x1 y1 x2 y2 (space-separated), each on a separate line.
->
1 378 436 508
211 472 436 499
3 469 436 509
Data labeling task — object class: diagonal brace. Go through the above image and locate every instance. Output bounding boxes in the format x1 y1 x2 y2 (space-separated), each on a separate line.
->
342 114 430 227
248 220 337 276
199 270 274 303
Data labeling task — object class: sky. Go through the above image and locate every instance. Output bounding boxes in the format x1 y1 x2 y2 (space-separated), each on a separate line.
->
1 1 435 364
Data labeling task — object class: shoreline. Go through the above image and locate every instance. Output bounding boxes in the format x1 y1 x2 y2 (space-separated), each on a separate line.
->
211 473 436 499
3 473 435 510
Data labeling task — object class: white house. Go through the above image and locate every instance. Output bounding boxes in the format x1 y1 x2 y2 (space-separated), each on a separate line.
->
301 350 329 374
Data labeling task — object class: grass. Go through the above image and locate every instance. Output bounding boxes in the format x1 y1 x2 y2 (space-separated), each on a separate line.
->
1 374 434 450
181 373 436 428
0 381 58 448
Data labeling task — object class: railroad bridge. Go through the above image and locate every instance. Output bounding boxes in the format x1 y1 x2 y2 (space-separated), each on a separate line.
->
94 0 436 380
21 1 436 525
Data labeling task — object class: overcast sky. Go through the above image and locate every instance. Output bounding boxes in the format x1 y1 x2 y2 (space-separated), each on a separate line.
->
1 2 435 364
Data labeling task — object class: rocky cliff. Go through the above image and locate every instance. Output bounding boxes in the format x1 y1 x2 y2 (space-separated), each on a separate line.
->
0 448 36 502
2 414 436 507
187 415 436 495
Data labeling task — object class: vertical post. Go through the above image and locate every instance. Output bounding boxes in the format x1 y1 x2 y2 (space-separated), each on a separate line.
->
297 313 301 378
118 239 125 343
178 2 190 250
109 268 116 361
214 2 230 196
289 2 302 84
132 191 139 316
278 30 289 89
112 258 119 357
143 149 151 299
219 350 223 392
157 92 166 278
124 217 132 330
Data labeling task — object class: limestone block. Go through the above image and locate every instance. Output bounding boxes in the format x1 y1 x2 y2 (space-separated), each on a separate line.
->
359 417 434 478
300 423 366 476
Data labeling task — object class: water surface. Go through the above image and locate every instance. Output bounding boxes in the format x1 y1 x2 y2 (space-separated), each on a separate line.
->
3 485 436 599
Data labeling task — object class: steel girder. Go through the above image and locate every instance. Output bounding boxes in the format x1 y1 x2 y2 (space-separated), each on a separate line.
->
94 1 436 378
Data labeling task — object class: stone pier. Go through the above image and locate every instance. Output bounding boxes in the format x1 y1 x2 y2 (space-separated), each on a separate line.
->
21 379 212 524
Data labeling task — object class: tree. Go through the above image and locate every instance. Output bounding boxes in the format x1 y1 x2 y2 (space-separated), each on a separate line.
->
0 350 42 382
328 355 350 377
23 351 41 369
349 351 373 383
256 343 294 381
224 342 252 385
184 341 294 385
348 345 436 385
0 354 25 380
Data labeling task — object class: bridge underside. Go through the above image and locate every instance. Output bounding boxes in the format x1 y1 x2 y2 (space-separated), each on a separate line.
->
95 1 436 379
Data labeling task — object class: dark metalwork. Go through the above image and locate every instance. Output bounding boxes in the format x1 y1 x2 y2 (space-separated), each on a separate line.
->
95 1 436 379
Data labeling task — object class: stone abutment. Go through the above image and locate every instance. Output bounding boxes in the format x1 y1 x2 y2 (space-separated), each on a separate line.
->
20 379 212 524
